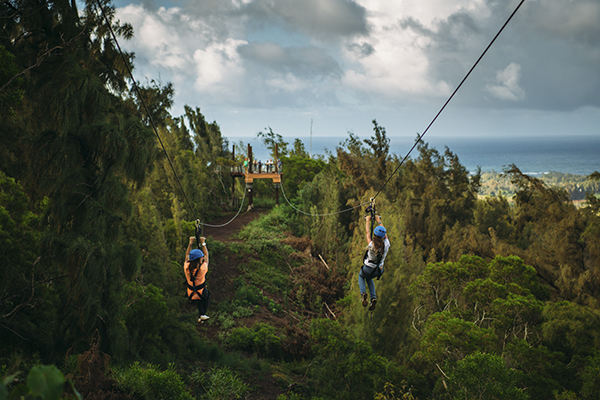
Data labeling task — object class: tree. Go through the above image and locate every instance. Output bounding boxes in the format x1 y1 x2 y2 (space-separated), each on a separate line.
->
474 196 515 241
337 132 372 195
290 138 309 158
257 127 288 158
448 352 528 400
399 141 481 262
363 119 390 185
0 0 164 359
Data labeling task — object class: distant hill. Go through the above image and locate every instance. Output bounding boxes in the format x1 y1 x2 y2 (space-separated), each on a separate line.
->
479 171 600 200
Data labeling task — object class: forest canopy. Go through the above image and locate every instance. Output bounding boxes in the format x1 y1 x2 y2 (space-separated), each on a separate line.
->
2 1 600 400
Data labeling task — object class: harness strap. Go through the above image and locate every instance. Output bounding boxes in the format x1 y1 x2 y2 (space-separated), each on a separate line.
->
187 282 206 291
187 266 205 299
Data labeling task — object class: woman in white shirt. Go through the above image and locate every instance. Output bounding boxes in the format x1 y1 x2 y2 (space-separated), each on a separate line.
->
359 214 390 311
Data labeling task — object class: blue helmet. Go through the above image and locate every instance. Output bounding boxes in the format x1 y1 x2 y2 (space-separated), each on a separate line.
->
373 225 386 238
189 249 204 261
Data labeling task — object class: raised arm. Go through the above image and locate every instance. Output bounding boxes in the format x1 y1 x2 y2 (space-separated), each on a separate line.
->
365 215 372 245
185 236 195 261
200 236 209 266
374 215 389 241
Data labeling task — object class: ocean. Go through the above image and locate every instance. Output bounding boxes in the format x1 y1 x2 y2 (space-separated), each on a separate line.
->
228 135 600 176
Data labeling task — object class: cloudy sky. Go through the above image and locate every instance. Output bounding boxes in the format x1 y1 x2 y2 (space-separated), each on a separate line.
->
110 0 600 141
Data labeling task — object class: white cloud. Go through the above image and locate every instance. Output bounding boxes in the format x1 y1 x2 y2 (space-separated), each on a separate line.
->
118 5 192 71
340 0 485 99
485 63 525 102
356 0 488 29
192 38 247 99
113 0 600 121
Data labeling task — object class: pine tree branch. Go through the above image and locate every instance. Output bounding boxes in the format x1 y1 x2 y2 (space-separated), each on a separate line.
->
0 29 85 94
2 257 40 319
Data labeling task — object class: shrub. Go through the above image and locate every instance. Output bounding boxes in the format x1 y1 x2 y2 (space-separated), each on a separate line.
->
113 362 192 400
1 365 80 400
226 323 284 359
448 352 527 400
192 367 249 400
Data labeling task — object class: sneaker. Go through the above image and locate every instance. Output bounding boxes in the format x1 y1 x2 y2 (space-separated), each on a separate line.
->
361 293 368 307
200 315 210 321
369 298 377 311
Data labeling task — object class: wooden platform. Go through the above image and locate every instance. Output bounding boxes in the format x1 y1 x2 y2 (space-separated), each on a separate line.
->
244 172 281 184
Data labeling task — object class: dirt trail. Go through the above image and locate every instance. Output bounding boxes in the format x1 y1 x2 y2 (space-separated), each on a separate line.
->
195 207 311 399
201 208 268 242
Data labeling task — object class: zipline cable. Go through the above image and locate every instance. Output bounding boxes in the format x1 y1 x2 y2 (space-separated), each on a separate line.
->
279 178 371 217
200 187 247 227
372 0 526 201
95 1 248 230
97 0 524 221
278 0 525 218
94 1 198 221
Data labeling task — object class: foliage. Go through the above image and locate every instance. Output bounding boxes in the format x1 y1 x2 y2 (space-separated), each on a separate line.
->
374 382 415 400
192 366 250 400
363 119 390 186
280 155 326 199
122 283 169 360
113 362 192 400
307 319 405 400
225 323 284 359
398 141 481 262
257 127 289 159
448 352 528 400
1 365 81 400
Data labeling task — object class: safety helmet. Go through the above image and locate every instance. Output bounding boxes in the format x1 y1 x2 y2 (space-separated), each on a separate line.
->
189 249 204 261
373 225 386 238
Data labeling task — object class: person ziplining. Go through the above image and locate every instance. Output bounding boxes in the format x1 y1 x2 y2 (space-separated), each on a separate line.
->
359 202 390 311
184 234 211 323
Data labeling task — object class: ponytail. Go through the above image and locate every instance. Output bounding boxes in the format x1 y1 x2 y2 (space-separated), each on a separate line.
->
372 235 384 254
189 258 201 275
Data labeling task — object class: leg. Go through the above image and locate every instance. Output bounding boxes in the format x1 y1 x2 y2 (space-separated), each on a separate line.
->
367 276 377 310
199 291 210 320
358 269 369 307
358 270 367 295
192 299 203 320
201 295 210 316
367 277 376 300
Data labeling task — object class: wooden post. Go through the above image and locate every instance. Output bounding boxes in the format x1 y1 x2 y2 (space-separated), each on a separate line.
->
275 143 279 173
231 145 236 203
274 143 280 205
248 144 253 174
247 144 253 208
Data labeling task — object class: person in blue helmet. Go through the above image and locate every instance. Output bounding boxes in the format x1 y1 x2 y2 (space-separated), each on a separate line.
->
184 236 210 322
359 214 390 310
